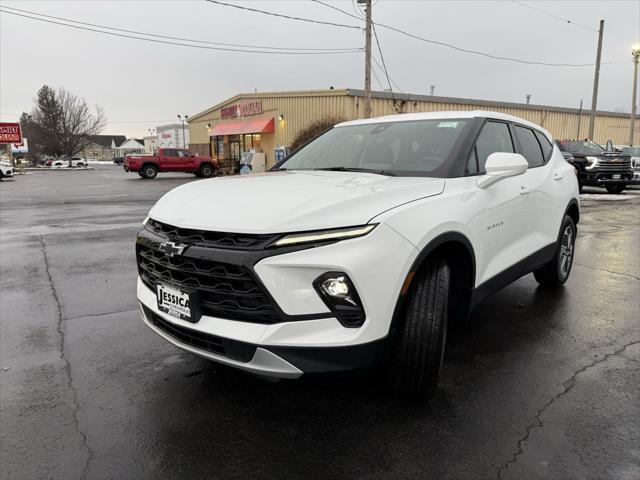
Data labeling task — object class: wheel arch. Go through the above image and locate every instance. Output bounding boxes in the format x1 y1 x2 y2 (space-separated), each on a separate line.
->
564 198 580 225
388 231 476 336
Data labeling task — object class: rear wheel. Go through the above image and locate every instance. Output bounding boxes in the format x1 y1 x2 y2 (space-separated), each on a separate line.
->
141 164 158 179
605 184 626 194
199 164 214 178
391 258 450 398
534 215 576 287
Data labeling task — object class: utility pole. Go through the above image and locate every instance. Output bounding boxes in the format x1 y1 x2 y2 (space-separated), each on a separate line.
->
576 99 583 139
359 0 372 118
629 45 640 146
588 19 604 140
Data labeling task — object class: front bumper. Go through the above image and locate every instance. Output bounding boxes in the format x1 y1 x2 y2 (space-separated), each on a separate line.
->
1 168 12 177
137 222 417 377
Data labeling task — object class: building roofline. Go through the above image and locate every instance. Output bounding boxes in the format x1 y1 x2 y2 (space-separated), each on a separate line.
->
188 88 350 122
346 89 632 119
186 87 633 123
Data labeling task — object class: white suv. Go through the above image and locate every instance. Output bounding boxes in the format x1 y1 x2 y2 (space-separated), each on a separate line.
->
137 111 579 397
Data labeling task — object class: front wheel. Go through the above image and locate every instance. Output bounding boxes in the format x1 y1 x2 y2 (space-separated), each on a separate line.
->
534 215 576 287
391 258 450 398
141 164 158 179
605 184 626 194
198 164 214 178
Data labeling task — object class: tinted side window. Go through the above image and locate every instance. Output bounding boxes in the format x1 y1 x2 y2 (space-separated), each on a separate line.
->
534 131 553 161
514 126 544 167
475 121 514 172
163 149 177 157
177 150 190 158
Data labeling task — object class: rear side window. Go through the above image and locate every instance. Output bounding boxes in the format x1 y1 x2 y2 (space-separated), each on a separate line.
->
534 131 553 161
163 149 177 157
514 125 544 167
474 121 514 173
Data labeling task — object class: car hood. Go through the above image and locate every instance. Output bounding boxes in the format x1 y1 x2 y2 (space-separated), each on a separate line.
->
149 170 444 233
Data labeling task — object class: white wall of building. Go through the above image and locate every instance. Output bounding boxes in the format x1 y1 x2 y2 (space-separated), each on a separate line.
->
156 123 190 149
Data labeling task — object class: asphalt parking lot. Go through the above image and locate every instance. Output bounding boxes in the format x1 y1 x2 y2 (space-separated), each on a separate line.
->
1 165 639 480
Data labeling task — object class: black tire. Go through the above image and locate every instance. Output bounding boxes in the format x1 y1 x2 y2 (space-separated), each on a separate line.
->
141 164 158 179
199 163 214 178
605 184 626 194
578 183 583 194
137 171 145 178
534 215 576 287
391 258 450 398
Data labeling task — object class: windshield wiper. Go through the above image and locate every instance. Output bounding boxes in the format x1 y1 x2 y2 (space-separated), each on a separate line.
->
313 167 397 176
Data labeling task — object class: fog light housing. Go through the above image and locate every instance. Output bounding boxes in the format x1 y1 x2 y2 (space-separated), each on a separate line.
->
313 272 365 328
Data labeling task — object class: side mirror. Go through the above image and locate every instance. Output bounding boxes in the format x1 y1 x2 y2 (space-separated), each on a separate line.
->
477 152 528 189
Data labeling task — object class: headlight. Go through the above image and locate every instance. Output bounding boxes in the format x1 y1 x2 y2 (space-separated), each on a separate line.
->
585 156 599 170
142 215 150 226
270 224 377 248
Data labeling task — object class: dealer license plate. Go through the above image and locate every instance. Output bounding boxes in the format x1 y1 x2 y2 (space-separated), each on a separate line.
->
156 283 192 321
612 174 621 179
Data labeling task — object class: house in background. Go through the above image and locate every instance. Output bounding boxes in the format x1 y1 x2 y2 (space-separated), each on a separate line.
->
83 135 126 160
114 138 145 157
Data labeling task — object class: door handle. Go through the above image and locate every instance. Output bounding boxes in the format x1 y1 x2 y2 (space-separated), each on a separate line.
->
553 172 563 181
520 185 531 195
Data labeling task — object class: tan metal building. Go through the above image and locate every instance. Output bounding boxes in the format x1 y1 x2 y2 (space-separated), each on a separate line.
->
188 88 639 173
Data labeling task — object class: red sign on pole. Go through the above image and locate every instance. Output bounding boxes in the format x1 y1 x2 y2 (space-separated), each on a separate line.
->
0 123 22 144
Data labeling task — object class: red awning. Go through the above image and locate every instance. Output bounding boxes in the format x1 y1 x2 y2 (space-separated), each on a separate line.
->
210 118 274 136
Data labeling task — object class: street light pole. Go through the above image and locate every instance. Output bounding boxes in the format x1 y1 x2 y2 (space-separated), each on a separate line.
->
629 46 640 146
177 114 189 148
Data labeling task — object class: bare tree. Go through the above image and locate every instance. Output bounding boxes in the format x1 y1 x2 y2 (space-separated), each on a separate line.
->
290 117 345 151
56 88 106 165
29 85 106 166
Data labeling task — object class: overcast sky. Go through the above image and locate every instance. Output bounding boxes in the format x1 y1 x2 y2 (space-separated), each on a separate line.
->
1 0 639 137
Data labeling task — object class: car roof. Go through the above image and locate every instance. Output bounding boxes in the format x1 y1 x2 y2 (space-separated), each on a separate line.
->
336 110 553 141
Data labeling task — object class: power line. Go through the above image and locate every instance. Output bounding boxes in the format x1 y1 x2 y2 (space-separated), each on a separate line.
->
0 9 362 55
311 0 605 67
1 5 358 52
371 56 401 93
204 0 363 30
371 23 403 113
510 0 598 32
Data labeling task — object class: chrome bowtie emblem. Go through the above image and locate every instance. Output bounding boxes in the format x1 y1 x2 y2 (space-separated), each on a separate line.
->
158 241 187 257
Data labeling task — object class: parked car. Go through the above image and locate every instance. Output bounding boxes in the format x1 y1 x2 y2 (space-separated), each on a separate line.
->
0 161 14 179
113 156 124 165
136 111 579 398
621 146 640 184
123 148 217 179
49 156 87 168
556 139 633 194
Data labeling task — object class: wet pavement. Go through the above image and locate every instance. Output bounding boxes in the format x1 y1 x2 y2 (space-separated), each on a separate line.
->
1 166 639 480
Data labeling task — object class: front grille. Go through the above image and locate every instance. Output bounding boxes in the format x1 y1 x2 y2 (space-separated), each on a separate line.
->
137 243 282 324
142 304 256 362
597 160 632 173
147 219 279 251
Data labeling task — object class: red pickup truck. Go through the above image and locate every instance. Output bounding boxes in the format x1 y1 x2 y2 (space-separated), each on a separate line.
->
123 148 218 179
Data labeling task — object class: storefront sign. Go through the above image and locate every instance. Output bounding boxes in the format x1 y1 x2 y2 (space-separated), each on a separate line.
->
0 123 22 144
221 101 263 119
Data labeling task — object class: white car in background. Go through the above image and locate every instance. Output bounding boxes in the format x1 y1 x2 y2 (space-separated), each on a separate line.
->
136 110 579 398
51 156 87 168
0 161 14 179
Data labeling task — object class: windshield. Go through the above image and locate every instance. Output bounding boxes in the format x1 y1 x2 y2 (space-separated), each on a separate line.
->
622 147 640 156
560 140 605 155
276 119 468 177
